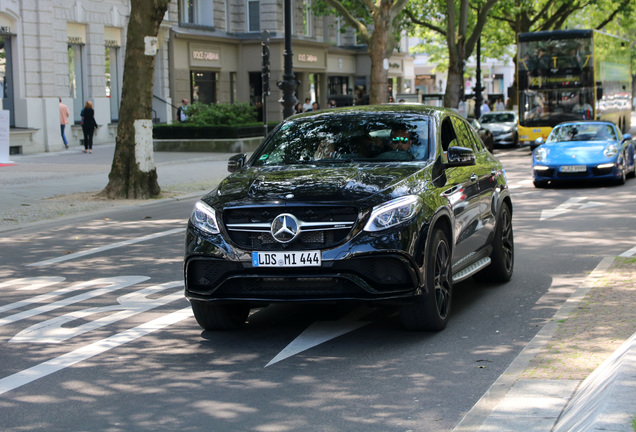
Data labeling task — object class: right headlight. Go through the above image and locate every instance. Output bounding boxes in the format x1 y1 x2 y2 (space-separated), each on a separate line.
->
534 147 548 162
364 195 423 232
191 201 220 234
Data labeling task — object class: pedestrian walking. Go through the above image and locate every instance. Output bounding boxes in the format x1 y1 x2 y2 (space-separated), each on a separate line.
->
59 98 70 149
177 98 189 122
81 101 98 154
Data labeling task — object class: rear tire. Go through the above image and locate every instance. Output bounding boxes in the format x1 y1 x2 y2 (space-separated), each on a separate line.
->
191 300 250 330
400 228 452 331
474 203 514 283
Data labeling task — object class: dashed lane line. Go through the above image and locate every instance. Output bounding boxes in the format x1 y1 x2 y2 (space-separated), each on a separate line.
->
27 227 184 267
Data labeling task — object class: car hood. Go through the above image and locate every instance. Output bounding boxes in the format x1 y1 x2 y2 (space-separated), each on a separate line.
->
206 163 428 207
541 141 616 163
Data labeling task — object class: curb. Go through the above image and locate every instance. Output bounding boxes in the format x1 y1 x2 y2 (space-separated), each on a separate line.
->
453 256 616 431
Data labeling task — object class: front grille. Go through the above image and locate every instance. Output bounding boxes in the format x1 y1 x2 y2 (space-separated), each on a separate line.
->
223 206 359 250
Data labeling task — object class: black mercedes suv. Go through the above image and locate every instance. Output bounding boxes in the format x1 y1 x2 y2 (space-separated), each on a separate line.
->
184 105 514 331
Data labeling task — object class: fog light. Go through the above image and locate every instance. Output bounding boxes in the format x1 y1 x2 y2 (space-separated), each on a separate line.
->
597 163 615 169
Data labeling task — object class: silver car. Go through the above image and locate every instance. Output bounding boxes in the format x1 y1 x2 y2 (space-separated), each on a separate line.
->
479 111 519 147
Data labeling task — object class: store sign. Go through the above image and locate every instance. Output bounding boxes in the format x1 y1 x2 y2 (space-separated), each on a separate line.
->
0 26 11 35
105 39 119 47
193 50 220 61
67 36 84 44
298 53 318 63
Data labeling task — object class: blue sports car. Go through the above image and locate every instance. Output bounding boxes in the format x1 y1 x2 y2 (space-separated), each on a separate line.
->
532 121 636 187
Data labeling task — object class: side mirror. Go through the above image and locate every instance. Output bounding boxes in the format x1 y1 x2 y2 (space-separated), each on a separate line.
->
228 153 247 172
534 137 544 145
446 146 476 167
622 133 632 143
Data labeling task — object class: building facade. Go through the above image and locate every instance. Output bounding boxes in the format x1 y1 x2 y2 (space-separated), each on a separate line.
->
169 0 415 123
3 0 415 155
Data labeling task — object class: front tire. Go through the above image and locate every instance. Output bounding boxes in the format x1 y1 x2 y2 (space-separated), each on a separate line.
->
400 228 452 331
615 162 626 185
474 203 514 282
191 300 250 330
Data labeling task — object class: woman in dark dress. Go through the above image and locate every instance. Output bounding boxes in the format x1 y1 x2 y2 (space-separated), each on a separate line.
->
81 101 98 153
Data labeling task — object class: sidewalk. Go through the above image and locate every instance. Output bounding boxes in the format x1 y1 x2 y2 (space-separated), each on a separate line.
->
455 257 636 432
2 141 636 432
0 142 234 229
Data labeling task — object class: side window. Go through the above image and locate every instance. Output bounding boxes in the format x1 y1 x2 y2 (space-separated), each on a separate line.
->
450 117 479 152
463 119 485 152
441 118 457 152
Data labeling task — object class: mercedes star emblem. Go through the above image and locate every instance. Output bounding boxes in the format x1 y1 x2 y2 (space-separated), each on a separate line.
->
271 213 300 243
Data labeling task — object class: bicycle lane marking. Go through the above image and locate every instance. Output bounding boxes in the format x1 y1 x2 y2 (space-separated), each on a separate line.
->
0 307 193 396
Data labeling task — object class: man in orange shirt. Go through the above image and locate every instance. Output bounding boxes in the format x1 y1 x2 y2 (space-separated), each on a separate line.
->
59 97 70 149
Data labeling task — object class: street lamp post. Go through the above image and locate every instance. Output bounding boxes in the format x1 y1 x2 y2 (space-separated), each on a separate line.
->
474 36 484 120
277 0 299 118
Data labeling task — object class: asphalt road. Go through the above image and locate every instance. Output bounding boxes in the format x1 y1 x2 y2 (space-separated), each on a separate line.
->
1 147 636 431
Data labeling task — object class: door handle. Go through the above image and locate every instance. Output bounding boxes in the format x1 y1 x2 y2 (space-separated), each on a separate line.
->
470 174 478 182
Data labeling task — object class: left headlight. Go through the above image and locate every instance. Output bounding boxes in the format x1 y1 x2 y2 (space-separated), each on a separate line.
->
364 195 423 232
604 144 618 157
191 201 220 234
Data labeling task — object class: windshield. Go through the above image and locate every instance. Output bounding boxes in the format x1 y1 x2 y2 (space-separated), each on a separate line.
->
480 113 516 123
252 112 432 166
546 123 617 143
519 88 595 127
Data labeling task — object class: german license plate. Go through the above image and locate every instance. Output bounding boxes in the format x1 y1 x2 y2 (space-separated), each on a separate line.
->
252 251 321 267
560 165 587 173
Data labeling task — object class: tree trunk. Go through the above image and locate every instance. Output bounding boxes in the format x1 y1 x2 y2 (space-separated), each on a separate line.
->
368 27 389 105
444 56 464 108
100 0 169 199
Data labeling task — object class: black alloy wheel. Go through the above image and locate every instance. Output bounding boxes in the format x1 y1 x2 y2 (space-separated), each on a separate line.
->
400 228 452 331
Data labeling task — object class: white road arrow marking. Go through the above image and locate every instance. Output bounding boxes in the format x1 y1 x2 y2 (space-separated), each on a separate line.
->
540 197 602 221
265 307 374 367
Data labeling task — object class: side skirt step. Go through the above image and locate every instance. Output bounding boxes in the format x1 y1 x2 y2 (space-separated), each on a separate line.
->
452 257 491 283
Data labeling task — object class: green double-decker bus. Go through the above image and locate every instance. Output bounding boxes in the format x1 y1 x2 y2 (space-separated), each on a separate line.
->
517 29 632 147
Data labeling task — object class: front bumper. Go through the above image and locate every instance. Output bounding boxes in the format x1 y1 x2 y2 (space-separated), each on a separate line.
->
532 163 622 182
492 130 516 146
184 224 426 304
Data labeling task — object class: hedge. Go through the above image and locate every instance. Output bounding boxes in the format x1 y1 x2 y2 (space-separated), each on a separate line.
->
153 122 279 140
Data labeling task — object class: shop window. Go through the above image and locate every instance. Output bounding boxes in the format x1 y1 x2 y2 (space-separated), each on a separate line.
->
181 0 214 27
191 70 218 105
247 1 260 32
230 72 237 104
68 44 85 124
303 0 313 37
0 35 14 127
249 71 262 105
105 46 120 122
328 76 349 95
